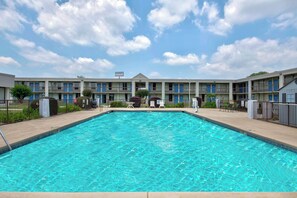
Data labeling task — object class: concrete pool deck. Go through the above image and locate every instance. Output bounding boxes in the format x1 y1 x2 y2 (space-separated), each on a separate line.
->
0 108 297 197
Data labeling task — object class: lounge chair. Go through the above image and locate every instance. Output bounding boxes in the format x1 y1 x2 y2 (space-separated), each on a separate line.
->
150 101 155 108
159 100 165 108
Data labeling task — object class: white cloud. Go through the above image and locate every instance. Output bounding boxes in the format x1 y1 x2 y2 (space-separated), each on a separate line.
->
224 0 297 25
149 71 162 78
55 57 114 75
196 2 231 36
8 37 114 76
11 0 151 56
272 13 297 29
0 1 26 32
197 0 297 36
0 56 20 66
107 36 151 56
198 37 297 78
158 52 200 66
148 0 198 33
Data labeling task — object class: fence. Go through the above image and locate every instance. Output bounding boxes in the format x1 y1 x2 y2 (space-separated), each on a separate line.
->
0 99 84 125
257 101 297 128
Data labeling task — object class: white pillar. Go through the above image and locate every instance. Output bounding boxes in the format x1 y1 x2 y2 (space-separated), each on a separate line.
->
279 74 284 89
195 82 199 97
132 81 136 96
248 80 252 100
80 80 84 96
5 88 10 100
45 80 49 97
145 81 149 104
161 81 165 101
229 82 233 101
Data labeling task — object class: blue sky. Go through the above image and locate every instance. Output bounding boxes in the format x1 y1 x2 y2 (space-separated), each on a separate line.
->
0 0 297 79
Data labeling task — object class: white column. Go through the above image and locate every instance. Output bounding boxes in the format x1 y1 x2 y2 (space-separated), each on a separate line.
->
195 82 199 97
229 82 233 101
161 81 165 101
132 81 136 96
5 88 10 100
45 80 49 97
279 74 284 89
80 80 84 96
145 81 149 104
248 80 252 100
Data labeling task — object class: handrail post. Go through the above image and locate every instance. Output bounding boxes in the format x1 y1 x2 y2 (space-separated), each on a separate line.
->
0 128 12 151
6 100 8 123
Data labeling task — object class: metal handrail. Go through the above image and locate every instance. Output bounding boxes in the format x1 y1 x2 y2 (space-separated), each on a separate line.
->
0 128 12 151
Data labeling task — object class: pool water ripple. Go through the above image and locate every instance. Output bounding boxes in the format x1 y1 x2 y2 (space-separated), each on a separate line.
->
0 111 296 192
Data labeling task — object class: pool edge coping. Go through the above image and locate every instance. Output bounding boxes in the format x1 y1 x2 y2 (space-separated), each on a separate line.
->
2 109 296 154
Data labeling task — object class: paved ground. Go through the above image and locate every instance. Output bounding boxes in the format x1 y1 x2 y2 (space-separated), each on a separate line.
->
0 108 296 197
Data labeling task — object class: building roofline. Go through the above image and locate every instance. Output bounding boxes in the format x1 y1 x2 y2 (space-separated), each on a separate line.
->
0 72 15 78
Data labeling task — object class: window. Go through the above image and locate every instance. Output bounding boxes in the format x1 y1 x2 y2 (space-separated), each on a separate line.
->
169 94 173 102
122 82 127 91
108 82 112 90
287 94 294 103
153 83 156 91
169 83 173 91
109 94 114 101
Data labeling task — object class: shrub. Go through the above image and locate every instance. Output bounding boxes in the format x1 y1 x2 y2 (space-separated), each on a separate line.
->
135 89 149 99
82 89 92 97
10 84 33 103
76 96 92 109
110 101 126 107
202 101 216 108
23 107 40 119
164 102 184 108
58 104 81 113
30 99 39 109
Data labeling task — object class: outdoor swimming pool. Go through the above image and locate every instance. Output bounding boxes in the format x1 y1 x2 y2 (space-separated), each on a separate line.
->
0 111 296 191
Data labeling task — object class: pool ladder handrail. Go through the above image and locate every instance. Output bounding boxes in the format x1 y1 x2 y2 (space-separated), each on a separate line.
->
0 128 12 151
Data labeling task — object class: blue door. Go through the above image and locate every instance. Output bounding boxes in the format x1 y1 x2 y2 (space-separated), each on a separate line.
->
63 83 68 92
180 95 184 103
239 85 243 93
35 82 39 92
269 95 272 101
29 82 34 92
69 83 73 92
69 94 73 103
97 83 101 92
268 80 272 91
206 84 211 93
180 84 184 93
273 79 279 91
63 94 67 103
174 95 178 104
35 94 40 99
102 83 106 92
174 84 178 93
274 94 279 102
212 84 216 93
148 83 151 91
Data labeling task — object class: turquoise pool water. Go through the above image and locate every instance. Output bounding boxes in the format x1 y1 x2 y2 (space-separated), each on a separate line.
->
0 111 296 192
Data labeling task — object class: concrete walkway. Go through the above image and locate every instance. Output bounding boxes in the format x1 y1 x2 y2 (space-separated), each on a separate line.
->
0 108 296 197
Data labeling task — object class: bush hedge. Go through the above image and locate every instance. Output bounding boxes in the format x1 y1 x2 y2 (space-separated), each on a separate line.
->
110 101 126 107
202 101 216 108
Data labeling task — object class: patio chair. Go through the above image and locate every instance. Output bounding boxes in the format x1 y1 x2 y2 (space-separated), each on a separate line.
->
159 100 165 108
150 101 155 108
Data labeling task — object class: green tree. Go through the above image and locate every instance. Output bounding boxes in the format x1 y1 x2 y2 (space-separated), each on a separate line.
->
136 89 149 99
248 71 268 77
82 89 92 97
10 84 33 103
